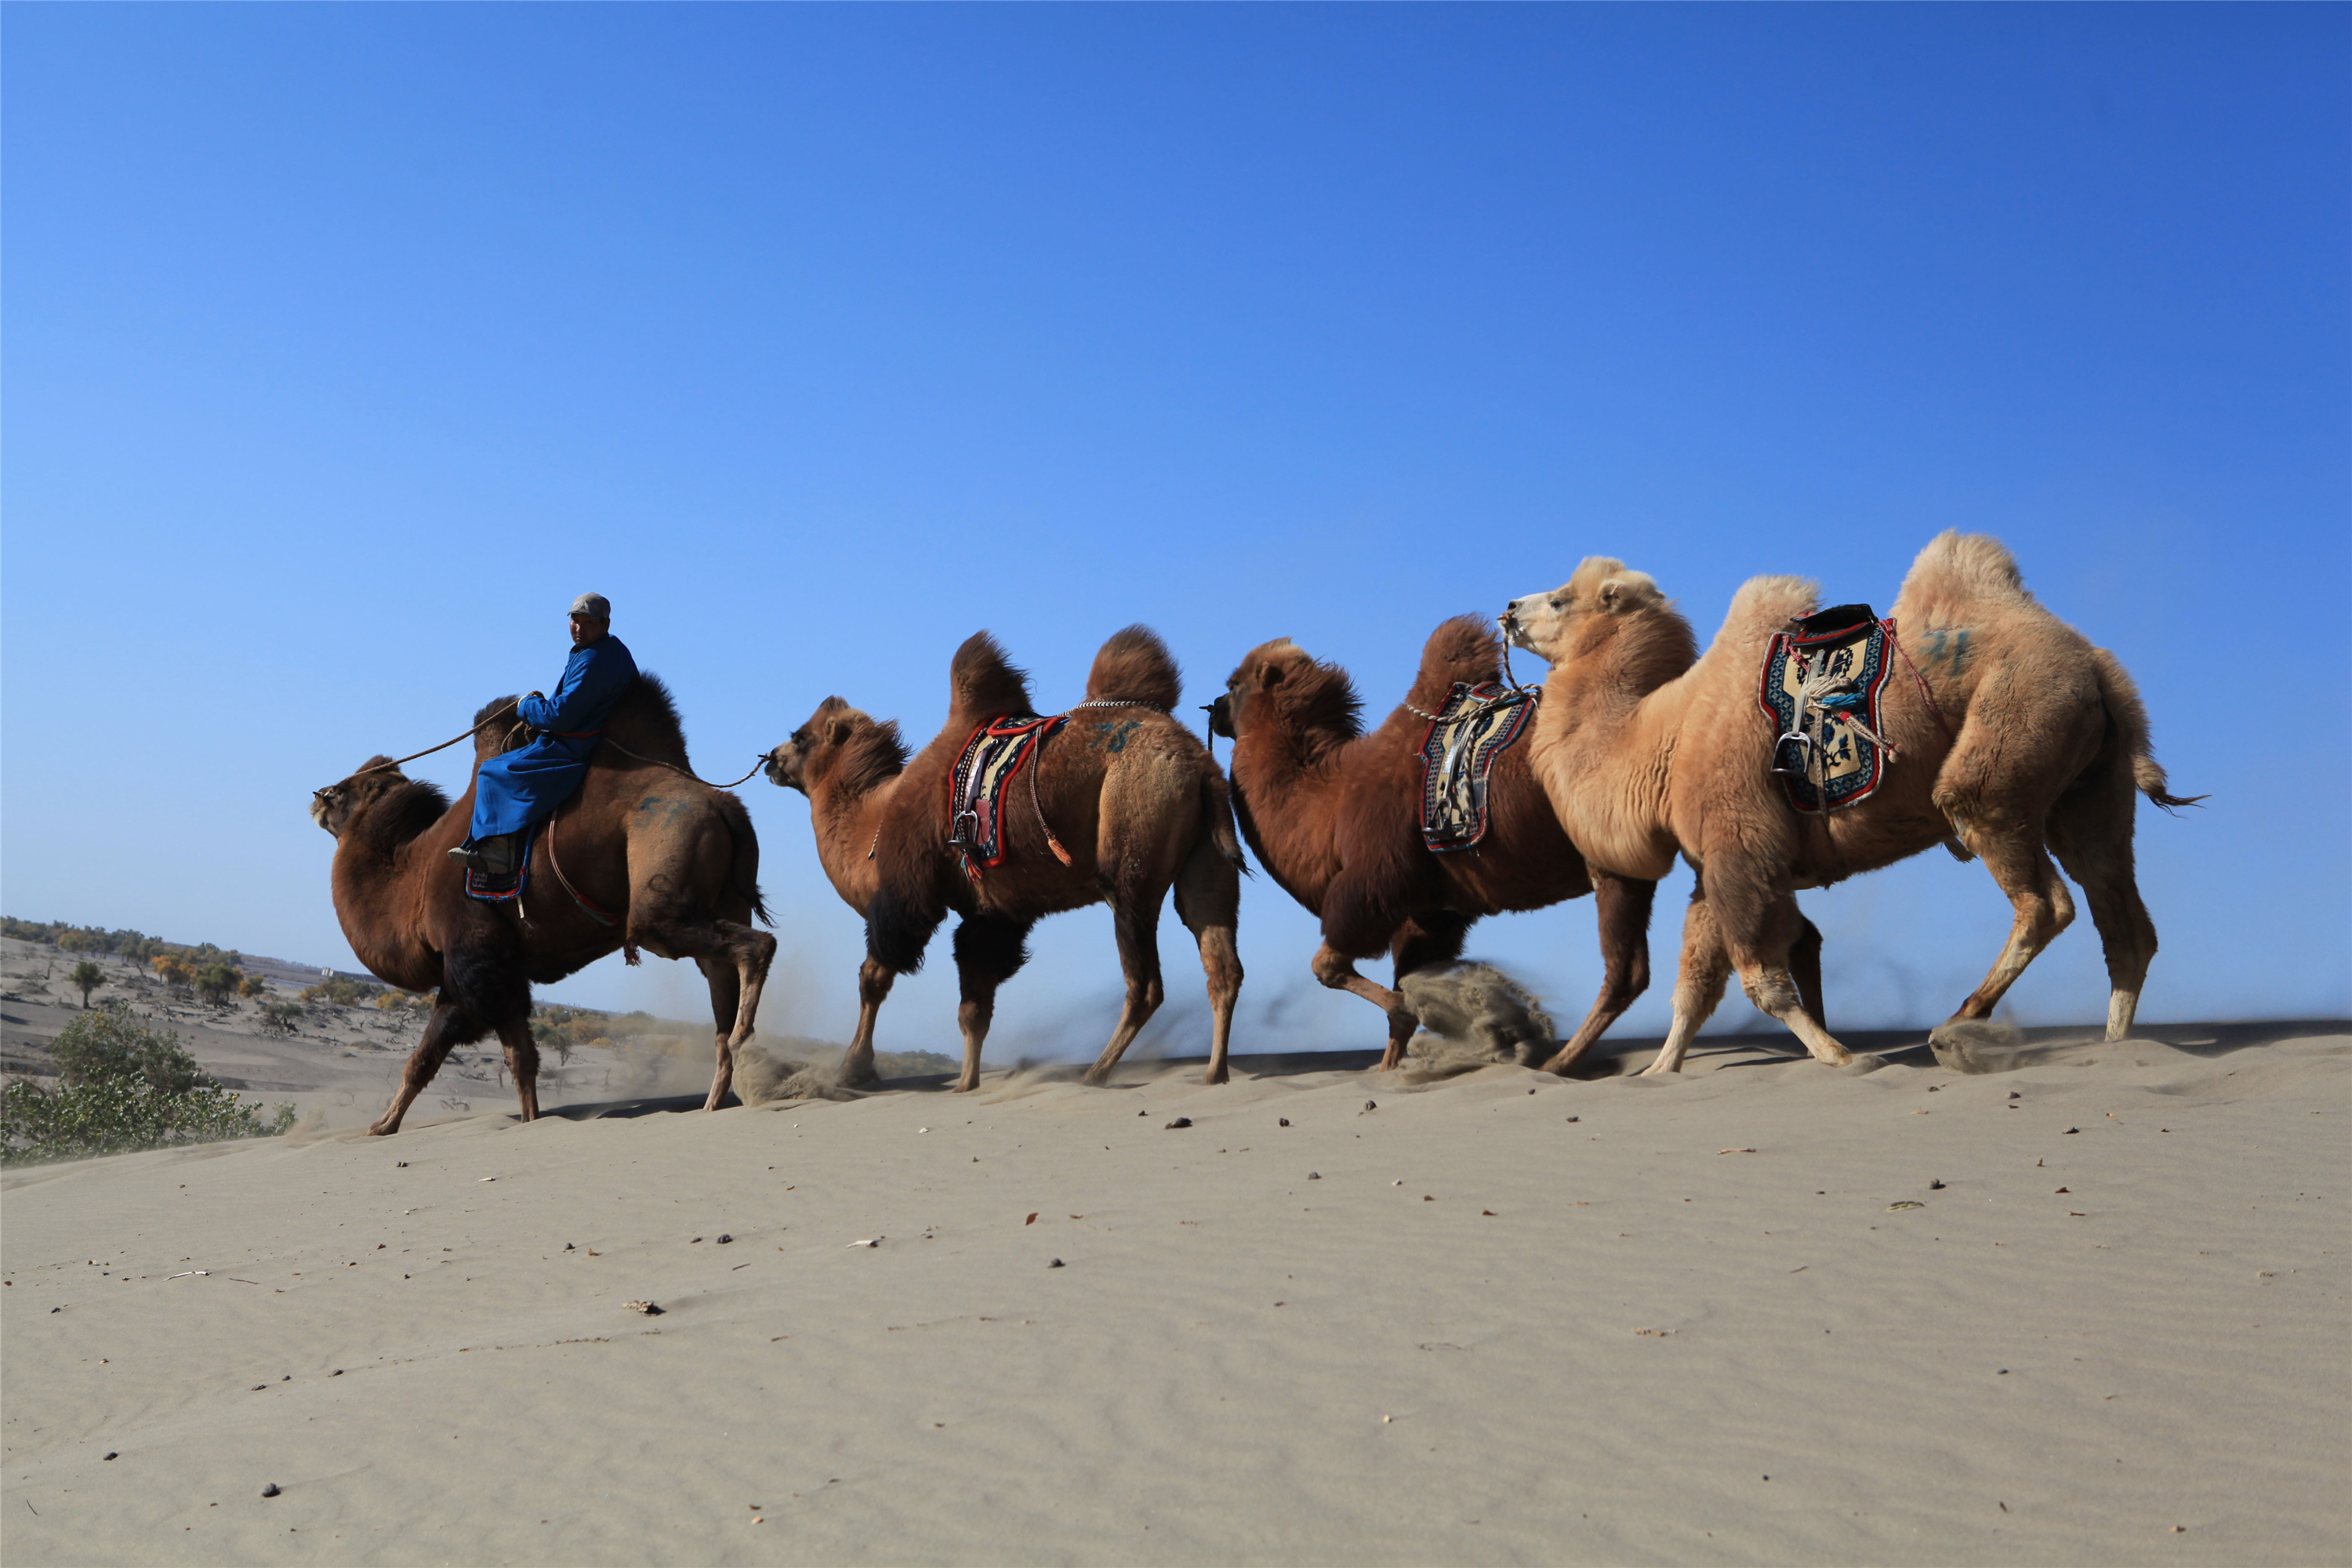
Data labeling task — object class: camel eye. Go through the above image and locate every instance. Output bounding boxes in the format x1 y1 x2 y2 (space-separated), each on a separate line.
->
1549 597 1563 610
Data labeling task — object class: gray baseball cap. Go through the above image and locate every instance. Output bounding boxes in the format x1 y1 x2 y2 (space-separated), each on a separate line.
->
569 593 612 619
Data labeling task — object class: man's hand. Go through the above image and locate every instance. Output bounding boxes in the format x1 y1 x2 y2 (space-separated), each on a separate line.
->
527 691 543 699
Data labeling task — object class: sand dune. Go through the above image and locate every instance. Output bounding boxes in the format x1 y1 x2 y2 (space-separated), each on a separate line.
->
3 1025 2345 1566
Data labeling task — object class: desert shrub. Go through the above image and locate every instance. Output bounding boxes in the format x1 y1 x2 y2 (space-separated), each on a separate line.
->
372 990 429 1013
3 1009 294 1163
300 977 383 1007
194 964 244 1006
238 975 270 1000
69 960 107 1008
151 956 194 995
259 1000 305 1035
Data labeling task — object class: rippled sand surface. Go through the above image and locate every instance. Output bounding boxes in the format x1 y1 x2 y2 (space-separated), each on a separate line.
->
4 1025 2345 1566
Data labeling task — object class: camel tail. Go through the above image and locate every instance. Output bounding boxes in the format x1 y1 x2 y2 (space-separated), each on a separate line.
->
1200 771 1250 876
949 631 1035 721
2090 646 2206 814
712 788 772 925
1085 624 1182 711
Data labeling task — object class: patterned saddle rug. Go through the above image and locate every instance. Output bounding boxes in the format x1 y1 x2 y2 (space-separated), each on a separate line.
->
1415 682 1539 851
1758 604 1898 814
946 714 1067 882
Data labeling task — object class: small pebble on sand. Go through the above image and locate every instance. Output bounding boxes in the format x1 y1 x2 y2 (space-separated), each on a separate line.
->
261 1483 281 1498
1047 1258 1065 1269
1164 1117 1192 1130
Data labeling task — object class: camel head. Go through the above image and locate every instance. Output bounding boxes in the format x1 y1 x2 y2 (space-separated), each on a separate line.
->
1214 639 1361 745
766 698 906 797
310 759 419 840
1501 558 1665 665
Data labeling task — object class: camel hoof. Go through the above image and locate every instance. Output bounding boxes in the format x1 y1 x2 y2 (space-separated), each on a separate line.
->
1927 1018 2010 1074
1201 1069 1229 1087
1637 1061 1680 1077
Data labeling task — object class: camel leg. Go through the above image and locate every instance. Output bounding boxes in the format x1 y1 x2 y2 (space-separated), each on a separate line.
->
1173 837 1244 1087
842 956 897 1087
633 909 779 1111
1927 814 2075 1054
2047 780 2159 1041
1790 913 1826 1033
494 1017 542 1123
1312 942 1417 1071
1699 870 1852 1069
695 955 743 1111
1084 895 1170 1087
1642 887 1733 1076
368 997 492 1136
953 913 1033 1093
1544 875 1657 1075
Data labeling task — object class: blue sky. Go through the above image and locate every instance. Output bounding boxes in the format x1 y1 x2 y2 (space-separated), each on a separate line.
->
5 5 2346 1058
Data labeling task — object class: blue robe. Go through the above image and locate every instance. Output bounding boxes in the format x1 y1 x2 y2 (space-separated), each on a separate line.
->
467 634 639 844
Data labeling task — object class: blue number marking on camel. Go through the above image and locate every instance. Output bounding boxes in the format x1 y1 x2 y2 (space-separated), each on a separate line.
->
1091 719 1142 753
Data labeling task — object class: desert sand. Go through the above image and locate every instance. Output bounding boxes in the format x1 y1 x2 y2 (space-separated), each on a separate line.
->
3 1019 2346 1566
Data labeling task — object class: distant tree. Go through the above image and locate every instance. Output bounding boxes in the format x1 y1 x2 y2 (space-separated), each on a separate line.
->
151 956 194 995
56 928 92 954
300 977 383 1007
68 961 107 1009
258 1000 305 1035
194 964 242 1006
238 976 270 1000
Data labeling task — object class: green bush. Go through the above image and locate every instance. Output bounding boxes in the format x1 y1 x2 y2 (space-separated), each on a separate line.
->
69 960 107 1008
3 1009 294 1164
194 964 244 1005
259 1000 306 1035
300 976 383 1007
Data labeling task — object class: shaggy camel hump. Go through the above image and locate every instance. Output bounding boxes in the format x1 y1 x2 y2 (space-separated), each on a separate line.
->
949 633 1036 723
1084 625 1183 710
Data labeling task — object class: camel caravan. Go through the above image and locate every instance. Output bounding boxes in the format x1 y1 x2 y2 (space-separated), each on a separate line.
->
310 534 2198 1132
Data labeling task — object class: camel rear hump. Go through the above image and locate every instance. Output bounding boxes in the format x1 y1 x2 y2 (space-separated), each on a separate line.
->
1895 531 2031 626
1085 625 1183 711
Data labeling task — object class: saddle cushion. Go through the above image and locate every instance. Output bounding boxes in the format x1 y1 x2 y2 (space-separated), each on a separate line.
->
1415 682 1538 852
946 714 1066 881
1758 609 1896 814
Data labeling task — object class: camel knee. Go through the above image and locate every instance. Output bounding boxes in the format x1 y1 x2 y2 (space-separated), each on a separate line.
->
1738 966 1803 1019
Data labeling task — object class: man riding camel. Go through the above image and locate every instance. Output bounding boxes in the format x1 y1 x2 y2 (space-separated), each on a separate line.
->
449 593 638 890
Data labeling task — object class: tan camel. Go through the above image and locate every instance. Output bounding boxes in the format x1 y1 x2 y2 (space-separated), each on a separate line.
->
310 676 777 1131
764 626 1245 1092
1504 532 2198 1073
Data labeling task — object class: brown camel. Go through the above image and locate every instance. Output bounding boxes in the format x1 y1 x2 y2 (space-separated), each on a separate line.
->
764 626 1245 1092
1210 615 1711 1074
1505 532 2198 1074
310 676 778 1132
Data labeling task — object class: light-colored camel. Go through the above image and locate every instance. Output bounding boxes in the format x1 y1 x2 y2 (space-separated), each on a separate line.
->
1504 532 2198 1073
310 676 777 1131
764 626 1245 1092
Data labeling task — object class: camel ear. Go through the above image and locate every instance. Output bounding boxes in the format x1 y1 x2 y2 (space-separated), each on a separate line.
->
1598 577 1654 613
1260 661 1286 687
828 717 854 746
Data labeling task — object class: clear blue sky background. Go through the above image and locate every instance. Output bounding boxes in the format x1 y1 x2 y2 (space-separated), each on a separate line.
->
6 5 2346 1060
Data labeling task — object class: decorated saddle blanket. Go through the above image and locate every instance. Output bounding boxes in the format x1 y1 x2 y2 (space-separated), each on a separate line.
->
946 714 1067 880
1416 682 1539 851
1758 604 1897 814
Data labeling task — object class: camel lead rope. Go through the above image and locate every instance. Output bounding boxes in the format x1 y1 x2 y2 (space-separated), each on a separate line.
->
341 698 522 781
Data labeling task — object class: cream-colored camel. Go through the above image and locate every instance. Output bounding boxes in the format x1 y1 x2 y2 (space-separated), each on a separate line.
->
1504 532 2198 1073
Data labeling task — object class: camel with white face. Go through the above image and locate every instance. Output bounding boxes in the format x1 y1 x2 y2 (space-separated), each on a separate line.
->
1504 532 2198 1073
